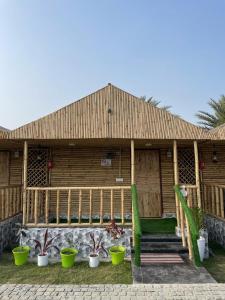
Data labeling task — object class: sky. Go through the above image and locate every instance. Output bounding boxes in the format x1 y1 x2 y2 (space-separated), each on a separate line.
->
0 0 225 130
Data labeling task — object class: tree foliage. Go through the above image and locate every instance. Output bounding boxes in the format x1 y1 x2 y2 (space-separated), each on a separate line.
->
196 95 225 129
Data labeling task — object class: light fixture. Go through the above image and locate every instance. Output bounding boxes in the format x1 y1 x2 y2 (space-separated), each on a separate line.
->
145 143 152 147
212 145 218 163
14 150 20 158
68 143 75 146
167 149 172 158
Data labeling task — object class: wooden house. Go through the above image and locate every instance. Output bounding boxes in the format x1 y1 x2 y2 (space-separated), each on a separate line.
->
0 83 225 235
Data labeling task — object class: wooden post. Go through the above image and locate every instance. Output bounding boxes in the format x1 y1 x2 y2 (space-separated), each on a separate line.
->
121 189 124 224
131 140 135 247
173 140 180 227
56 190 60 224
220 188 224 218
78 190 82 224
67 189 71 224
110 189 114 220
89 189 92 224
100 190 103 224
34 190 38 225
23 141 28 225
131 140 135 185
194 141 201 208
45 190 49 224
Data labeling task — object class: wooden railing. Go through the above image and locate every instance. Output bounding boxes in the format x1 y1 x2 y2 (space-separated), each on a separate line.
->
175 185 201 267
0 185 22 221
202 183 225 219
23 186 132 227
177 185 198 249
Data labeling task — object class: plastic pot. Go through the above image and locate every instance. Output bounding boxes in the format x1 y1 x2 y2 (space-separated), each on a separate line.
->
12 246 30 266
197 236 205 262
109 246 126 265
89 254 100 268
60 248 78 268
38 254 48 267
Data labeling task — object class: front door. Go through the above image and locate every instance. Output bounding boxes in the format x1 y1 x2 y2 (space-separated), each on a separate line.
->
135 150 161 217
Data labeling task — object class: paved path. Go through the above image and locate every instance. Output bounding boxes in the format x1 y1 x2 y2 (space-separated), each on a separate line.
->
132 255 216 284
1 284 225 299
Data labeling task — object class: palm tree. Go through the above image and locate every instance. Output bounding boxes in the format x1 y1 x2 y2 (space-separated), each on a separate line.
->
196 95 225 129
140 96 172 112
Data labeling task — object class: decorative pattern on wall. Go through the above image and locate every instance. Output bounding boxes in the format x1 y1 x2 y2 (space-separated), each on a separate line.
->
178 149 196 185
20 227 132 260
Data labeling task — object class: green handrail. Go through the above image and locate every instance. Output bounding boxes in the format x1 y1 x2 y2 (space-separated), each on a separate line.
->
131 184 142 266
174 185 201 267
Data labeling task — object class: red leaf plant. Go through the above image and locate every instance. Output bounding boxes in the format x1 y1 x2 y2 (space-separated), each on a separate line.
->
83 233 108 257
31 229 60 256
106 220 125 240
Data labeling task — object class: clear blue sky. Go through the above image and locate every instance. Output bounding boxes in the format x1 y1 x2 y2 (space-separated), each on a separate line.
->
1 0 225 129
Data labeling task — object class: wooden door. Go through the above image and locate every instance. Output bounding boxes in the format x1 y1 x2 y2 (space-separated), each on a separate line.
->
0 151 9 186
135 150 161 217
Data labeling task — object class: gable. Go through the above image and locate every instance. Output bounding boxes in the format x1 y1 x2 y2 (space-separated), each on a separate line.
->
8 84 209 140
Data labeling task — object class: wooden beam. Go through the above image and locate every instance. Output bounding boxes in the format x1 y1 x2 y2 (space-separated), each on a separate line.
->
194 141 201 207
22 141 28 225
173 140 180 227
131 140 135 185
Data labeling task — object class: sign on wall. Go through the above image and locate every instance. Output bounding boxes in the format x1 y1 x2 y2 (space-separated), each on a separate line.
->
101 159 112 167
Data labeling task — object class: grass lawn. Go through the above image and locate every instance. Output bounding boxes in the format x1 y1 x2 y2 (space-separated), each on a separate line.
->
203 241 225 283
140 218 177 234
0 252 132 284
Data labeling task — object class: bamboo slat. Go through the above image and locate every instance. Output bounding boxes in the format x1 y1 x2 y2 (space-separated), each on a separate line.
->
56 190 60 224
45 190 49 224
100 189 103 224
67 189 71 224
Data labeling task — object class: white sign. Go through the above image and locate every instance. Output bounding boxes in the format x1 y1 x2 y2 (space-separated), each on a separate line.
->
101 159 112 167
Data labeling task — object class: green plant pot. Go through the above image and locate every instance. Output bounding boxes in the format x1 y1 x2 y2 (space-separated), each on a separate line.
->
109 246 126 265
12 246 30 266
60 248 78 268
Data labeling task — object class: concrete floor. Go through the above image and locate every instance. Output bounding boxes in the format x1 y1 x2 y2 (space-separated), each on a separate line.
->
132 255 216 284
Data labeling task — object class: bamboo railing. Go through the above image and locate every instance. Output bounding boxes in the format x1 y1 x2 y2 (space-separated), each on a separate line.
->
174 185 201 267
23 186 132 227
0 185 22 221
177 185 198 258
202 183 225 219
131 184 142 266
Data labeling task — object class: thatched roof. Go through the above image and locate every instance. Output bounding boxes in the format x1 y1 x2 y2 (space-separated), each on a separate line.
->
0 126 9 138
8 84 210 140
209 123 225 140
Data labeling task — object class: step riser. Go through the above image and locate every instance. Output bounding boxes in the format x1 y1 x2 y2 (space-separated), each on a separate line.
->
132 249 188 254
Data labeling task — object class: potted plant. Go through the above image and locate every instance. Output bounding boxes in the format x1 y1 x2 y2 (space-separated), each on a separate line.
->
12 223 30 266
32 229 60 267
60 235 79 268
191 207 206 262
106 219 125 240
84 233 108 268
109 245 126 265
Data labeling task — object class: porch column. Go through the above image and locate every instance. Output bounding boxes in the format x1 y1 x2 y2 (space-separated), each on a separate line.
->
22 141 28 225
194 141 201 207
131 140 135 185
173 140 180 227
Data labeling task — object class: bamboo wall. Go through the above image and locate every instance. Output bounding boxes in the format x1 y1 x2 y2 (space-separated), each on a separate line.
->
200 144 225 183
49 147 132 216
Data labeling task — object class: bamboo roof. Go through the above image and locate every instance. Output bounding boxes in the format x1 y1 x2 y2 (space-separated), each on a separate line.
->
0 126 9 139
209 123 225 140
7 84 210 140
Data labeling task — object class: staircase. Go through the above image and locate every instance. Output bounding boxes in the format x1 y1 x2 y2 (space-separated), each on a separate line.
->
132 234 188 264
